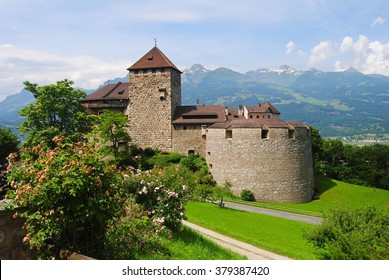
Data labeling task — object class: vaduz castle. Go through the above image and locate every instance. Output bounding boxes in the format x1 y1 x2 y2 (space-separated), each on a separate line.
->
82 46 314 203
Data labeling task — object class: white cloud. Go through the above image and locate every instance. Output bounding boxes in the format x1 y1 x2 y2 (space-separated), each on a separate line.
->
371 16 385 27
334 60 347 72
0 45 127 99
309 41 335 66
285 41 295 55
363 41 389 74
336 35 389 75
339 35 369 66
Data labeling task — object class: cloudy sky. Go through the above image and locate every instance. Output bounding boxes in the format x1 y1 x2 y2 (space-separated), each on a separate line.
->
1 0 388 100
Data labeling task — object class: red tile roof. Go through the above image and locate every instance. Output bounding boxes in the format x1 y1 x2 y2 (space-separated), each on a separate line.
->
246 101 281 114
127 46 182 73
82 82 129 101
172 105 227 124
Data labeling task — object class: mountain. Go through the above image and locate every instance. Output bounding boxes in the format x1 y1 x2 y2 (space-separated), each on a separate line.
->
1 66 388 139
0 90 34 131
181 65 389 138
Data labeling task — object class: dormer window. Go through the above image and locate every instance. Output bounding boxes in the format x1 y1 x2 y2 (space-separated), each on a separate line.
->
147 56 153 61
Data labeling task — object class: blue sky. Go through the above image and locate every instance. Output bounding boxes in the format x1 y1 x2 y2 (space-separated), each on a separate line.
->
1 0 388 100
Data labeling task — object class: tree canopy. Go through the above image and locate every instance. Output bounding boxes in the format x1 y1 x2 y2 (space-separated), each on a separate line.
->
19 79 95 147
0 128 19 161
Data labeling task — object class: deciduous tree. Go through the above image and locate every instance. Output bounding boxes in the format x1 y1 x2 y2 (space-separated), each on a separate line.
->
19 80 95 147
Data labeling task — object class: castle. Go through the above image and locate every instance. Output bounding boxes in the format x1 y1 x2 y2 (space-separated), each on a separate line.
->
82 46 314 203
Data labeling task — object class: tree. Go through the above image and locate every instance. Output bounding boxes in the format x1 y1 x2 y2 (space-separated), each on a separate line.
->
19 80 96 147
90 110 131 163
0 128 19 161
305 206 389 259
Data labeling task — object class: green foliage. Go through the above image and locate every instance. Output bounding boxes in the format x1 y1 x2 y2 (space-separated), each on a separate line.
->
104 199 169 260
90 110 131 164
240 189 255 201
305 206 389 259
0 128 19 161
312 128 389 190
126 165 190 231
6 136 123 258
19 80 96 147
146 152 185 168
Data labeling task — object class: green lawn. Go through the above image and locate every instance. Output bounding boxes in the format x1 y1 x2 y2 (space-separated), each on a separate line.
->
226 176 389 216
160 225 246 260
185 202 317 260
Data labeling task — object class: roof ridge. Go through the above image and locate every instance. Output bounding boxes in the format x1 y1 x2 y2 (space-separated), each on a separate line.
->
102 81 122 98
127 46 182 73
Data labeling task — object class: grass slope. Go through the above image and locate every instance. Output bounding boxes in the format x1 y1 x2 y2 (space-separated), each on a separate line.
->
227 176 389 216
185 202 317 260
161 226 246 260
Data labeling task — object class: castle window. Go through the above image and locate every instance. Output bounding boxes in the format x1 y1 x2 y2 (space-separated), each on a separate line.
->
152 68 157 74
209 164 213 169
161 68 165 74
268 115 271 118
250 115 253 119
134 70 139 75
183 125 187 130
261 129 269 139
225 130 232 139
256 115 259 118
143 69 148 75
289 129 296 140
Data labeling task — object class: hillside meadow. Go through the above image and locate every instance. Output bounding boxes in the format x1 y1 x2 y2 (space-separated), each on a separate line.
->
185 177 389 259
226 176 389 216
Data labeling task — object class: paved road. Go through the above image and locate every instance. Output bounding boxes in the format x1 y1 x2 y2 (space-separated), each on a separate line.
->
183 221 291 260
224 202 323 225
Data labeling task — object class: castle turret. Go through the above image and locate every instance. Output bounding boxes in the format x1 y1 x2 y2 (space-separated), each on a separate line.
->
127 46 182 151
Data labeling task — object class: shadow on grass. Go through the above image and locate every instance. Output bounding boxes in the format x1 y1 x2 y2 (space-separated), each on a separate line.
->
313 176 337 200
161 225 246 260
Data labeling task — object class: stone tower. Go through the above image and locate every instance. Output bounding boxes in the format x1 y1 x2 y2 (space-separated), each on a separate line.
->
127 46 182 151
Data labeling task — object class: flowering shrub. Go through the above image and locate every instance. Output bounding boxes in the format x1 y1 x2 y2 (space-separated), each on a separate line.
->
103 199 169 260
6 136 124 258
125 164 191 231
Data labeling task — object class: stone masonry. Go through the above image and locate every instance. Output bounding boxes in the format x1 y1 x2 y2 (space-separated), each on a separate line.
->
206 126 314 203
128 68 181 151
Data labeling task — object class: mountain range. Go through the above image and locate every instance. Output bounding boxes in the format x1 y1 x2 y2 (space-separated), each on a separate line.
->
1 65 388 139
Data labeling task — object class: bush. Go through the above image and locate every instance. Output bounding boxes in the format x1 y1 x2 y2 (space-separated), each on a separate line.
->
305 206 389 259
240 189 255 201
147 153 184 168
6 137 123 258
103 199 169 260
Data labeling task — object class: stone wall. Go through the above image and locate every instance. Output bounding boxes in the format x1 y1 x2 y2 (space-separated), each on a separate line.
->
0 209 31 259
128 68 181 151
206 126 314 203
172 124 207 156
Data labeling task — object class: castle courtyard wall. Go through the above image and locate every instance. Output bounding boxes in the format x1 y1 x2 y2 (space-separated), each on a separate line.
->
206 127 314 203
172 124 206 156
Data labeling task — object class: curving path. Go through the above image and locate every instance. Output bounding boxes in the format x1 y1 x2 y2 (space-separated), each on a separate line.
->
183 220 291 260
224 202 323 225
